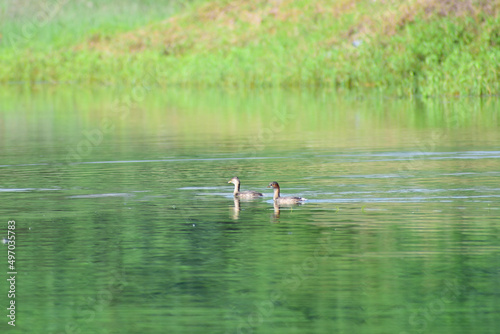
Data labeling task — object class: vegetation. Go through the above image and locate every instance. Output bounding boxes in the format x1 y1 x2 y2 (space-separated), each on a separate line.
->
1 0 499 95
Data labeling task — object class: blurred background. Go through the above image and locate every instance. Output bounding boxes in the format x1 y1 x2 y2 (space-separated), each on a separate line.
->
1 1 499 334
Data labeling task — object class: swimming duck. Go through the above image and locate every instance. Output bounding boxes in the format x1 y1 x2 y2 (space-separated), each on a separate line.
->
267 181 306 204
228 177 263 199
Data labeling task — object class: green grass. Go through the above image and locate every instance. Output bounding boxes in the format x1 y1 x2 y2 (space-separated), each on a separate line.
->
1 0 499 96
0 0 198 51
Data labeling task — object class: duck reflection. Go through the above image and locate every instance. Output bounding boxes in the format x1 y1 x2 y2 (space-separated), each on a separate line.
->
231 198 241 220
273 202 281 220
271 201 306 222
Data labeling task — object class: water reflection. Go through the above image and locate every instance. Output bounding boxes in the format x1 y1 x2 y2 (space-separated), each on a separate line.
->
1 88 499 334
273 202 281 220
232 198 240 220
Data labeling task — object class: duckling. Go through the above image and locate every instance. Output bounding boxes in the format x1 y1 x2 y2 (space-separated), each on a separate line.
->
228 177 263 199
267 181 306 204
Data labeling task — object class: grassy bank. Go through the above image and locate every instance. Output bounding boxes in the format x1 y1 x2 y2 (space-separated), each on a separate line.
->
1 0 499 95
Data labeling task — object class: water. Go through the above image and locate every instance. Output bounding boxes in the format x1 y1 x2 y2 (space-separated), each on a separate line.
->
1 87 499 333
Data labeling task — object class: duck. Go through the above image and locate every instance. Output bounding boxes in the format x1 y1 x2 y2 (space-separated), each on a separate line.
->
267 181 306 204
228 177 263 199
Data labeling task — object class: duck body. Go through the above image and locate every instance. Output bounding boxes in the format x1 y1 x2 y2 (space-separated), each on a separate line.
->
267 181 306 204
237 191 264 199
228 177 263 199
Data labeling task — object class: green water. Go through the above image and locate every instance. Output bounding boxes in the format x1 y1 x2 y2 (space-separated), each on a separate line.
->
1 88 500 334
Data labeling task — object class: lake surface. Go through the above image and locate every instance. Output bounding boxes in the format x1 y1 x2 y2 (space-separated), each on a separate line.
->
1 87 499 333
